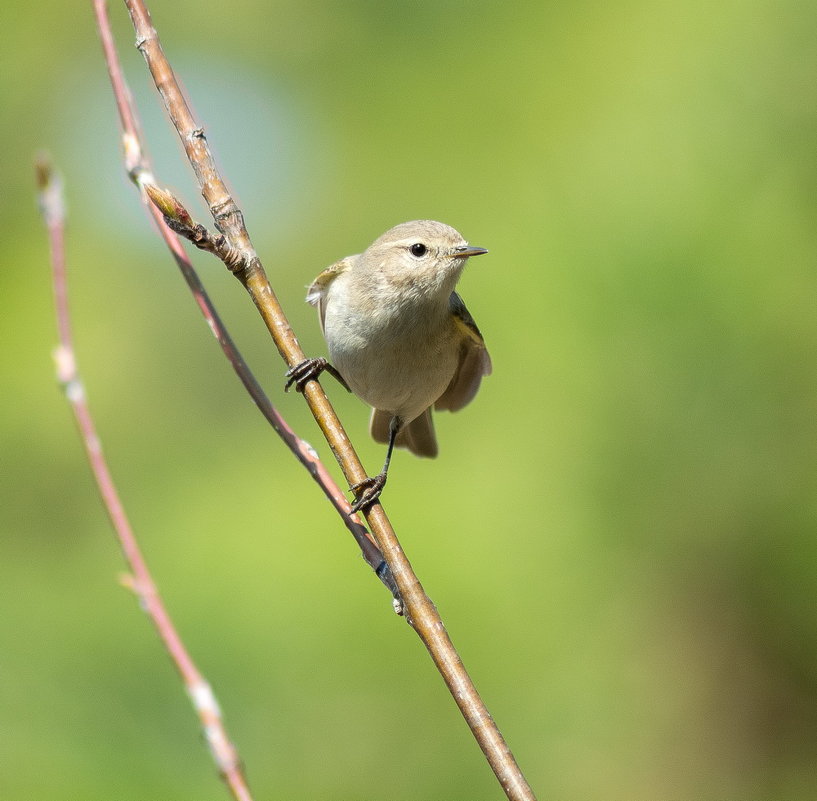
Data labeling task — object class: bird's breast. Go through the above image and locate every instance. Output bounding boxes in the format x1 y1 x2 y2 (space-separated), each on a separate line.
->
322 278 459 420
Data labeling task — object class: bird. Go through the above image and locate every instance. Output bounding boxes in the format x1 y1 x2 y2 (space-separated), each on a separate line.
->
287 220 491 512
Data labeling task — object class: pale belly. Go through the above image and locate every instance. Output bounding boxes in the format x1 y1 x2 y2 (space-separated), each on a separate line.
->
325 299 458 423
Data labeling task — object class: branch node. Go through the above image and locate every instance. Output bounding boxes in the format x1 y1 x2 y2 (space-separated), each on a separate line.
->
217 238 245 272
118 572 138 593
123 132 145 176
131 165 157 190
52 343 77 385
188 678 222 718
35 153 64 227
210 199 238 222
119 573 159 613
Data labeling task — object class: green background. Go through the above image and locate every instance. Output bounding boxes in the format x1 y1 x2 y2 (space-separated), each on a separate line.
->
4 1 817 798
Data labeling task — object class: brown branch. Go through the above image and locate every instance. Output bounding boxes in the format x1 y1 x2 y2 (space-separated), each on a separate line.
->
92 0 393 596
36 154 253 801
116 2 537 798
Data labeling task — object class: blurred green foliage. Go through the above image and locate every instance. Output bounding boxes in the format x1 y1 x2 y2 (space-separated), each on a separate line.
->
3 1 817 798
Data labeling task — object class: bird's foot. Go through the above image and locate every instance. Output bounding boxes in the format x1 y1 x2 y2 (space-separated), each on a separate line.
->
349 472 388 513
285 357 350 393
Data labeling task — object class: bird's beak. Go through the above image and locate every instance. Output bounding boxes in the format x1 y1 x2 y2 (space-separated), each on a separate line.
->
452 246 488 259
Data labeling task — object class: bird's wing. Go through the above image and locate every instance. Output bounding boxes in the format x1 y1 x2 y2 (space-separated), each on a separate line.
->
306 256 354 334
435 292 492 412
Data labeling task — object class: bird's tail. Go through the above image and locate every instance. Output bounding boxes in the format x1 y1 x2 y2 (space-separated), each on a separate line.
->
370 408 438 458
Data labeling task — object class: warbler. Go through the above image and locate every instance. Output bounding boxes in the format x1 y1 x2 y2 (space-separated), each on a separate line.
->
287 220 491 512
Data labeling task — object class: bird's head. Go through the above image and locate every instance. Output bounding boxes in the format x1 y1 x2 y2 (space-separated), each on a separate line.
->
361 219 487 300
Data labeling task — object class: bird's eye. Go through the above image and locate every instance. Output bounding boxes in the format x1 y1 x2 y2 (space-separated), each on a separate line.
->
410 243 428 258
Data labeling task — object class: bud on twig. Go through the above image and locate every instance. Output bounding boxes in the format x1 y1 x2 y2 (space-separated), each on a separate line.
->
144 183 194 229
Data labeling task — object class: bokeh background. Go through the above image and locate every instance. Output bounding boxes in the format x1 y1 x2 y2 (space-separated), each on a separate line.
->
4 1 817 798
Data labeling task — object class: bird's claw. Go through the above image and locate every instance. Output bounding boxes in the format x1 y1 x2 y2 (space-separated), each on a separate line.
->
285 358 351 393
285 357 329 393
349 473 387 513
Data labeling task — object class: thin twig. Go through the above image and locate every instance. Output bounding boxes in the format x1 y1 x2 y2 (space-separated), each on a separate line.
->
92 0 394 596
36 154 254 801
117 2 537 798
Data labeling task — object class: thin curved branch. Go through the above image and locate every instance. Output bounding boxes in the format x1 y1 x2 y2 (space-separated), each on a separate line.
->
116 1 537 798
92 0 394 596
36 154 253 801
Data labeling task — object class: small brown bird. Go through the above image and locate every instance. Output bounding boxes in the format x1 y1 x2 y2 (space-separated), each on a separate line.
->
288 220 491 511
